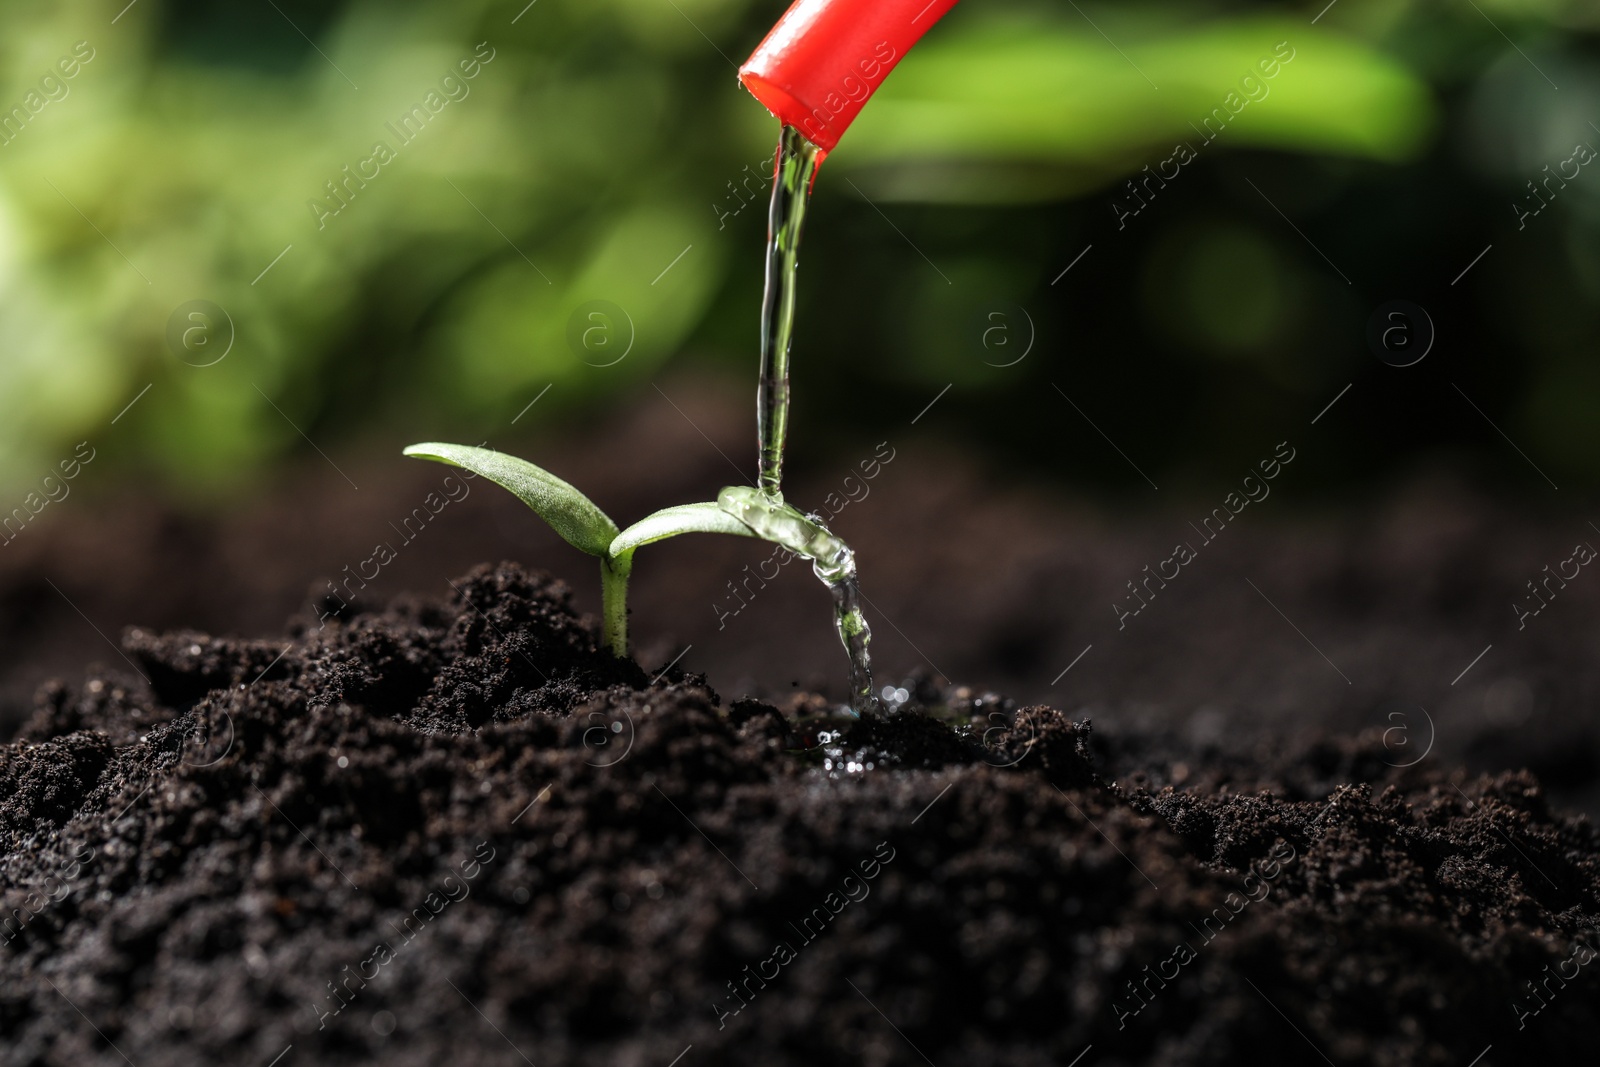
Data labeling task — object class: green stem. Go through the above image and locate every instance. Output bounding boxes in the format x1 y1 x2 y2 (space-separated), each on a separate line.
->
601 553 633 658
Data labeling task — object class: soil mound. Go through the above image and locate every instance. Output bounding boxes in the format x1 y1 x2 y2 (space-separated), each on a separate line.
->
1 564 1595 1066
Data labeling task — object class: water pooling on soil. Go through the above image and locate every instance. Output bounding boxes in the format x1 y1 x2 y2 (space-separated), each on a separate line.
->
725 125 879 717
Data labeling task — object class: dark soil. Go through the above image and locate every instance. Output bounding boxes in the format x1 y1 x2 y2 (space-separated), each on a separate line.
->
2 563 1597 1066
5 380 1598 822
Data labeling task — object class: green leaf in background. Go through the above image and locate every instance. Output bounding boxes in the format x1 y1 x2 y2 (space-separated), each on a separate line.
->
840 16 1437 202
429 205 720 410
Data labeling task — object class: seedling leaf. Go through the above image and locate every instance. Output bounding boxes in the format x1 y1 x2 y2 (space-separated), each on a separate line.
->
611 503 757 558
403 442 618 557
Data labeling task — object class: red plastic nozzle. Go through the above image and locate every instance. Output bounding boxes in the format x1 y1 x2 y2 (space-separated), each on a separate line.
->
739 0 960 155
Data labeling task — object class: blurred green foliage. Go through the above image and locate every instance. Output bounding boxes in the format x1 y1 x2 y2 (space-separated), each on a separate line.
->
849 14 1432 201
0 0 1595 498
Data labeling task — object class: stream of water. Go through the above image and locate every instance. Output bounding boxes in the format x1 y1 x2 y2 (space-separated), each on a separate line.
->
718 486 878 716
743 126 880 717
756 125 820 495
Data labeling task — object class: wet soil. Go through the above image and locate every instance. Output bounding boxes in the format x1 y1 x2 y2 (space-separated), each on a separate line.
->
2 562 1597 1067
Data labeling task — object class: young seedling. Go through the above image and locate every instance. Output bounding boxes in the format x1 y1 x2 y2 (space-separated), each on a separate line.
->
405 0 961 714
402 443 757 658
404 441 885 724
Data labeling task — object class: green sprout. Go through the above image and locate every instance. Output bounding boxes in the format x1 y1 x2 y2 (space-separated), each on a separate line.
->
404 128 880 713
401 443 863 667
404 442 766 657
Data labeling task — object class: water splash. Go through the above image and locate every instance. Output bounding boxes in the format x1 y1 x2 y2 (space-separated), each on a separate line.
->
826 569 877 719
718 486 878 717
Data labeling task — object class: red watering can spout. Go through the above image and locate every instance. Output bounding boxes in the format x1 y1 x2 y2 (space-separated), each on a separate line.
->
739 0 961 156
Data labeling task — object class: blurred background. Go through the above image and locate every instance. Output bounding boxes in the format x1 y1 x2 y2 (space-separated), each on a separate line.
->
2 0 1599 806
